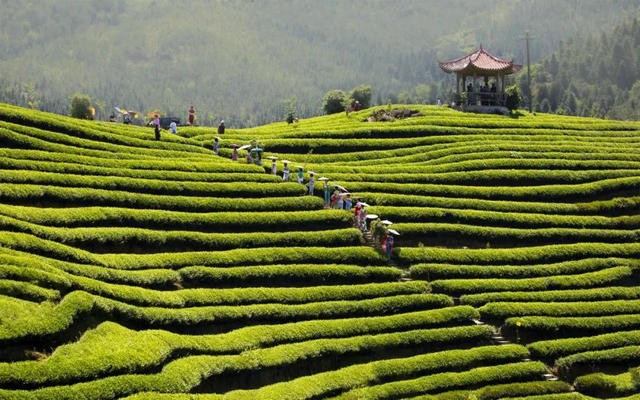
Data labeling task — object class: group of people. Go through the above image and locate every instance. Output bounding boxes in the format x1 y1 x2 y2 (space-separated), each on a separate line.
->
465 81 498 106
202 131 400 258
148 105 225 141
187 106 225 134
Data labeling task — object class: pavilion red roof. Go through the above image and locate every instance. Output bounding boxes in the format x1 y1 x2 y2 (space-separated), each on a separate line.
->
439 47 522 75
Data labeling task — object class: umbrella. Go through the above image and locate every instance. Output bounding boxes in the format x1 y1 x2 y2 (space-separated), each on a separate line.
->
359 202 370 207
253 147 263 153
388 229 400 236
281 159 290 164
308 171 315 175
266 156 278 160
318 177 329 181
296 165 304 169
238 144 251 150
381 220 393 225
366 214 379 220
230 144 240 148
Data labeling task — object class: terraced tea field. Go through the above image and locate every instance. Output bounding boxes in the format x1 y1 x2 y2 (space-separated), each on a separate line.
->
1 102 640 399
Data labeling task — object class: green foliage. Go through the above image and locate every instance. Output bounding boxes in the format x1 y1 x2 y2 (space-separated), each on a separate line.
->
331 361 549 400
3 100 640 398
431 266 633 295
69 93 92 119
323 89 348 114
462 285 640 307
530 15 640 120
350 84 372 109
505 85 522 111
574 370 638 398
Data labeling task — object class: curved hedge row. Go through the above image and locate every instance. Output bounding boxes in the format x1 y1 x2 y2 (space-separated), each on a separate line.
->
328 361 549 400
479 299 640 320
0 215 362 251
0 184 323 211
504 314 640 335
0 148 264 173
371 206 640 229
120 345 528 400
430 266 632 294
0 306 479 387
0 205 352 231
412 258 636 280
392 222 640 246
0 170 306 198
358 192 640 216
0 157 282 183
0 327 496 399
461 286 640 307
527 330 640 359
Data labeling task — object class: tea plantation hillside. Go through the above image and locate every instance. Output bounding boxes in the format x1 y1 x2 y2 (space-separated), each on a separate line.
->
1 102 640 399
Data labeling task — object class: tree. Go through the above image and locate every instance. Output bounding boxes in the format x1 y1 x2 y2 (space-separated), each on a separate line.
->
69 93 92 119
350 85 372 109
322 89 347 115
504 85 522 112
283 96 298 123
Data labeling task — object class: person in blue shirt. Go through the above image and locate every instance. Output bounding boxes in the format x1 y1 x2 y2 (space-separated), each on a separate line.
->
386 233 394 258
323 179 331 207
344 193 352 210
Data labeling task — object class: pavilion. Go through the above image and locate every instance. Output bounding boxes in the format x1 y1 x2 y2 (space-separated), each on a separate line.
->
439 46 522 108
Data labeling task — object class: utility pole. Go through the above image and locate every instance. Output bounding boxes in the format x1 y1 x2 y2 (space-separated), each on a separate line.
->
525 31 532 113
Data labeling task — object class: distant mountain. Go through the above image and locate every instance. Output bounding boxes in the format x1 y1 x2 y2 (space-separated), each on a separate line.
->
523 12 640 120
1 0 638 126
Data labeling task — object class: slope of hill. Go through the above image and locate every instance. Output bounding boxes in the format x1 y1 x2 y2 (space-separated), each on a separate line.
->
1 103 640 399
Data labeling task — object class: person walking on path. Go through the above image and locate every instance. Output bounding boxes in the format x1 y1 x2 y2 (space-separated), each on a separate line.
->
359 203 368 232
188 106 196 125
246 148 253 164
344 193 352 211
385 232 395 258
354 201 362 228
307 171 315 195
152 114 161 140
213 137 220 155
323 179 331 208
231 145 239 161
333 188 344 209
282 160 290 181
169 120 177 134
218 120 225 135
271 158 278 175
297 166 304 184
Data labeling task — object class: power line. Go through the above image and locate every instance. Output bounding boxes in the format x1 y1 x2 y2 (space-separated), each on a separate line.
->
522 32 534 113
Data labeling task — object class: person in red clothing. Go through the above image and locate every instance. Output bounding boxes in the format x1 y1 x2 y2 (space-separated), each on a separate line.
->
353 201 362 228
187 106 196 125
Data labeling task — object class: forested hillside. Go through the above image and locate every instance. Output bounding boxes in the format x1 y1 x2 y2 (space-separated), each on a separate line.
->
524 14 640 120
0 0 639 126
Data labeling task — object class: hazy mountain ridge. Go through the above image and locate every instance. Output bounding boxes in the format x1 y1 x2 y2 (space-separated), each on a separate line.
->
1 0 639 125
